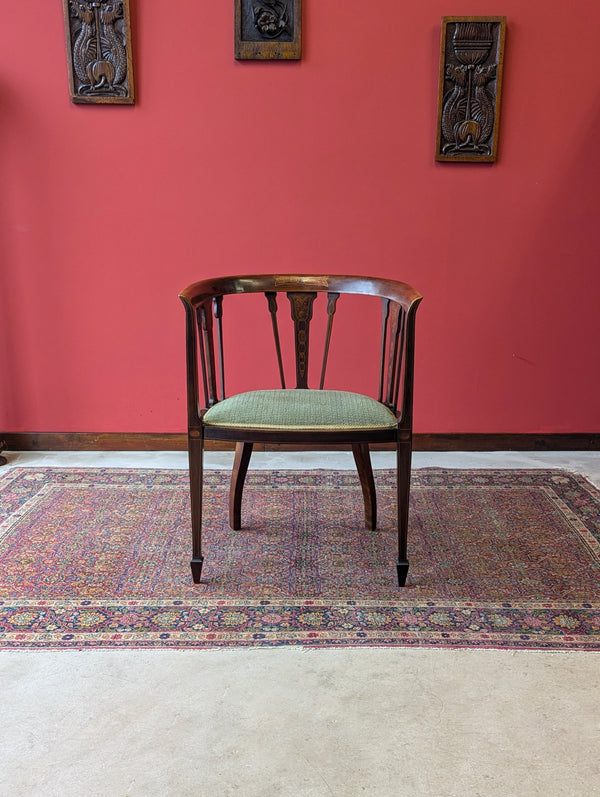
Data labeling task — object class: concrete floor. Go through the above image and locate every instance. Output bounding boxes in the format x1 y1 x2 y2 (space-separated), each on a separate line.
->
1 451 599 796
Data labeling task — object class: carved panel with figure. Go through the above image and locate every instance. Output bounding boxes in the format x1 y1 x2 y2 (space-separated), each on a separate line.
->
235 0 302 60
63 0 135 104
436 17 506 162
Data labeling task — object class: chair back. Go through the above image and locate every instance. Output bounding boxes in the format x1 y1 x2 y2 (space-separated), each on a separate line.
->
179 274 422 430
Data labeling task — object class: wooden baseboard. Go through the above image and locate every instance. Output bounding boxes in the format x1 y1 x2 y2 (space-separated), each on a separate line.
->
2 432 599 452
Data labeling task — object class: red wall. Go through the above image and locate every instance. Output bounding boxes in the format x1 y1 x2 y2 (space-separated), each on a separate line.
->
2 1 599 434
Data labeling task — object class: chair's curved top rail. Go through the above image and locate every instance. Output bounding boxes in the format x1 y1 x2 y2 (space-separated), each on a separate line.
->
179 274 422 311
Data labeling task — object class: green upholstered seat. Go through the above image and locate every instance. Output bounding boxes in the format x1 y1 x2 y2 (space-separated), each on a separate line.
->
203 389 398 431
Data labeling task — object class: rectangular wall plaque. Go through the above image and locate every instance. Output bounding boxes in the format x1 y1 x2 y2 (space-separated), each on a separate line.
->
235 0 302 60
63 0 135 104
435 17 506 162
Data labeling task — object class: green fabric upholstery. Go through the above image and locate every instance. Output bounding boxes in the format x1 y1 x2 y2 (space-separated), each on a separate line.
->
203 389 398 431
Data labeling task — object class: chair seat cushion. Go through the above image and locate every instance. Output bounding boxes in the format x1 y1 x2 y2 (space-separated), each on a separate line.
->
203 389 398 432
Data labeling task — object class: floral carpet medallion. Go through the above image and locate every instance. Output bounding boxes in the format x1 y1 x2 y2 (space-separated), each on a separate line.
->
0 468 598 650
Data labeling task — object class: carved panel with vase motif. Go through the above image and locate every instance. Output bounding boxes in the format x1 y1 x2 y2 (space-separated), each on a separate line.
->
436 17 506 162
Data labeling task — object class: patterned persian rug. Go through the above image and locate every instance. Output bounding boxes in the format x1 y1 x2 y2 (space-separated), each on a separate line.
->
0 467 599 650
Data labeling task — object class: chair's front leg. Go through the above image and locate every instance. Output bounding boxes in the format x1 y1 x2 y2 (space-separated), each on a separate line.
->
352 442 377 530
229 441 253 530
396 435 413 587
188 431 204 583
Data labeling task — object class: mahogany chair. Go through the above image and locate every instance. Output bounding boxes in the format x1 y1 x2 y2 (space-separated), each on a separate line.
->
179 275 422 586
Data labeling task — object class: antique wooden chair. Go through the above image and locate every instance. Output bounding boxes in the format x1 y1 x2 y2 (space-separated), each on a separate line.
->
179 275 422 586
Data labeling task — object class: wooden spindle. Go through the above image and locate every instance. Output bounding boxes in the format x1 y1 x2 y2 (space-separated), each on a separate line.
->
195 306 210 407
213 296 225 400
198 301 218 406
385 302 402 409
265 292 286 388
319 292 339 389
378 298 390 403
393 309 407 411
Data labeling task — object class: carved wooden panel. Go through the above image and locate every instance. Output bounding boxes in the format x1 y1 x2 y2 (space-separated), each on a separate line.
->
63 0 135 104
435 17 506 162
235 0 302 60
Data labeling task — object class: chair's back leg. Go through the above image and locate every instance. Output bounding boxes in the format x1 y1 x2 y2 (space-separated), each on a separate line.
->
352 443 377 530
229 441 254 530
